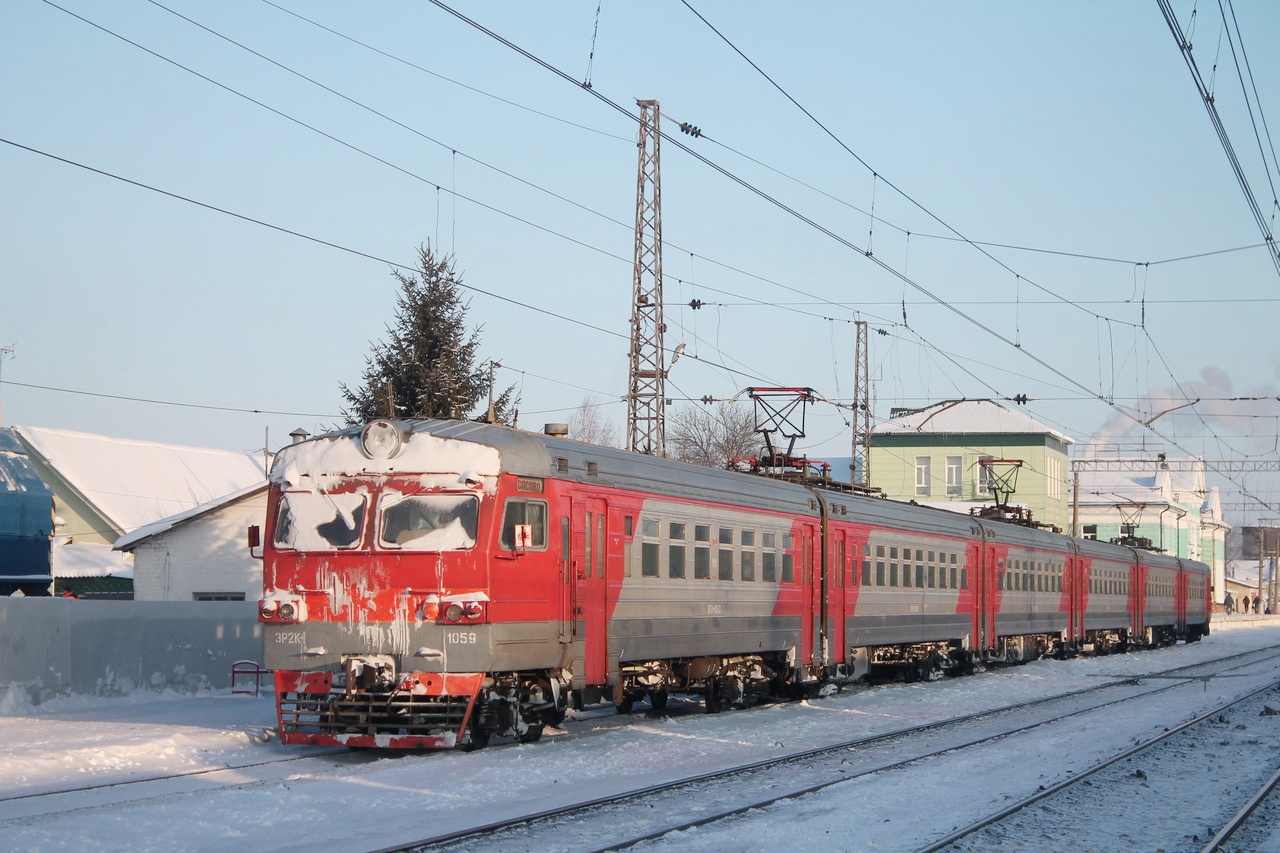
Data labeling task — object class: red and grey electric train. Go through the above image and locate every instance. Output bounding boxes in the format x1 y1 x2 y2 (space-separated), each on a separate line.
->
258 418 1211 749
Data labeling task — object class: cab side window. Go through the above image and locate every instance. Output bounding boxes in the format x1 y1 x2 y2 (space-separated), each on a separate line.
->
499 499 548 550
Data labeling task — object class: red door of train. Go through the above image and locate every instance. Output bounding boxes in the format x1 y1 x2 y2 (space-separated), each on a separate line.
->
826 529 849 670
800 521 821 674
571 496 609 686
1065 544 1086 644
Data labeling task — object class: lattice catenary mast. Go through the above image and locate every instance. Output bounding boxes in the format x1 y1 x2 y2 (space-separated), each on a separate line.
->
627 99 666 455
851 320 871 486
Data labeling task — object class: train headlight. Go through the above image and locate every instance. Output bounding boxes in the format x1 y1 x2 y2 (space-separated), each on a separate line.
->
259 601 278 620
278 602 297 621
463 601 484 620
360 420 403 459
443 603 464 623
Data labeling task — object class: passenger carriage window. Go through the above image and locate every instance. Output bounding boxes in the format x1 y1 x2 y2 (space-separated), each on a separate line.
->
693 546 710 580
782 534 795 583
623 516 633 578
275 491 368 550
890 546 899 560
741 551 755 581
877 544 886 558
762 551 777 583
960 567 968 589
916 565 925 588
670 522 686 540
669 543 686 579
916 549 924 562
596 515 605 578
741 530 755 547
862 557 871 587
642 542 660 577
585 511 593 572
498 498 548 551
927 566 936 588
876 560 885 586
890 562 899 586
641 517 660 578
379 494 477 551
694 525 711 580
950 566 957 589
718 547 734 581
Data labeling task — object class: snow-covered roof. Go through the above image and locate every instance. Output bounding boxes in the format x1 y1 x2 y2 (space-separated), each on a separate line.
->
1075 458 1209 509
52 541 133 579
873 399 1073 444
14 426 267 534
114 482 268 551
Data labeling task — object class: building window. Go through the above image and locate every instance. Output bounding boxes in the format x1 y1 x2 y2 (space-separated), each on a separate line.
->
1083 524 1098 541
946 456 962 496
193 592 245 601
915 456 931 497
978 455 994 497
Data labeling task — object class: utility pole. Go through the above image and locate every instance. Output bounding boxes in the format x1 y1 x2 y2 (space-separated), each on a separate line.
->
626 99 666 456
851 321 871 487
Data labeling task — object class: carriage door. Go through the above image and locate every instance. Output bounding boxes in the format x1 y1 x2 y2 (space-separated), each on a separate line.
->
1174 560 1189 634
801 521 822 673
1129 555 1147 642
572 496 609 686
1065 543 1084 644
826 530 848 670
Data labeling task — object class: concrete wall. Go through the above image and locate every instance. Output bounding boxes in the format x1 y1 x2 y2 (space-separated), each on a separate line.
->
0 599 262 704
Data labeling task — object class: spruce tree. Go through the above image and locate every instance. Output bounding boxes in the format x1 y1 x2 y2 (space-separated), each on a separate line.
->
340 246 514 425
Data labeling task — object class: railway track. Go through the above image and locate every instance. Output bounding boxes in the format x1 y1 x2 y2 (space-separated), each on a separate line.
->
919 680 1280 852
383 644 1280 853
1202 763 1280 852
0 746 356 823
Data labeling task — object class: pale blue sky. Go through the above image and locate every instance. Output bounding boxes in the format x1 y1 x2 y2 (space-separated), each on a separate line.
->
3 1 1279 518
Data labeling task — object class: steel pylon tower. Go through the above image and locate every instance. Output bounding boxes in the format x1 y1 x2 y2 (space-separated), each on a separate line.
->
627 99 666 455
852 320 872 486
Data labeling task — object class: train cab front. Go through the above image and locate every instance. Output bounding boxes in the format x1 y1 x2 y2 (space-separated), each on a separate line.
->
258 419 564 750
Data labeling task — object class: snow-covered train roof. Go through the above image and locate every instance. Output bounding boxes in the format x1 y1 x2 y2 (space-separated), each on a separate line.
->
271 420 1206 574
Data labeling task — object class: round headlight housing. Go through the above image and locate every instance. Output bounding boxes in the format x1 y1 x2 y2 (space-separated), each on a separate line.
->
278 602 297 621
259 601 278 619
444 603 464 623
360 420 403 459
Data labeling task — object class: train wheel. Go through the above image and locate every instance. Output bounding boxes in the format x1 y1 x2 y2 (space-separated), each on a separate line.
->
704 682 722 714
649 689 669 712
518 724 544 744
464 717 490 751
615 695 635 715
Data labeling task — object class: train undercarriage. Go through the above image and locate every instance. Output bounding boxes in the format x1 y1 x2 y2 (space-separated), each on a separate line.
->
276 620 1206 749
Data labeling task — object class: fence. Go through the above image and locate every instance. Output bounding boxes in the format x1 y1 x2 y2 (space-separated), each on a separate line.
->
0 598 262 704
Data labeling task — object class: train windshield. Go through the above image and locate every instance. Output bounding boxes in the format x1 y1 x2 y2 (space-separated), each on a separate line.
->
379 494 478 551
273 491 367 551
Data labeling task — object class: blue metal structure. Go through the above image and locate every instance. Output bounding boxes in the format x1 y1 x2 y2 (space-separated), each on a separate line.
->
0 428 54 595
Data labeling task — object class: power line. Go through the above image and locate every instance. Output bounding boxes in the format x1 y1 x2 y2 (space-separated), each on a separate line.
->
1157 0 1280 279
2 378 339 418
0 136 626 344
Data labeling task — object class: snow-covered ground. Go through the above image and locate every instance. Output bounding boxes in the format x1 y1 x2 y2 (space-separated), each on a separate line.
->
1 621 1278 853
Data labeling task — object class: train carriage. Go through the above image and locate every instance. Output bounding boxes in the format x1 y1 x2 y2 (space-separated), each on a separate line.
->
259 419 1211 750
